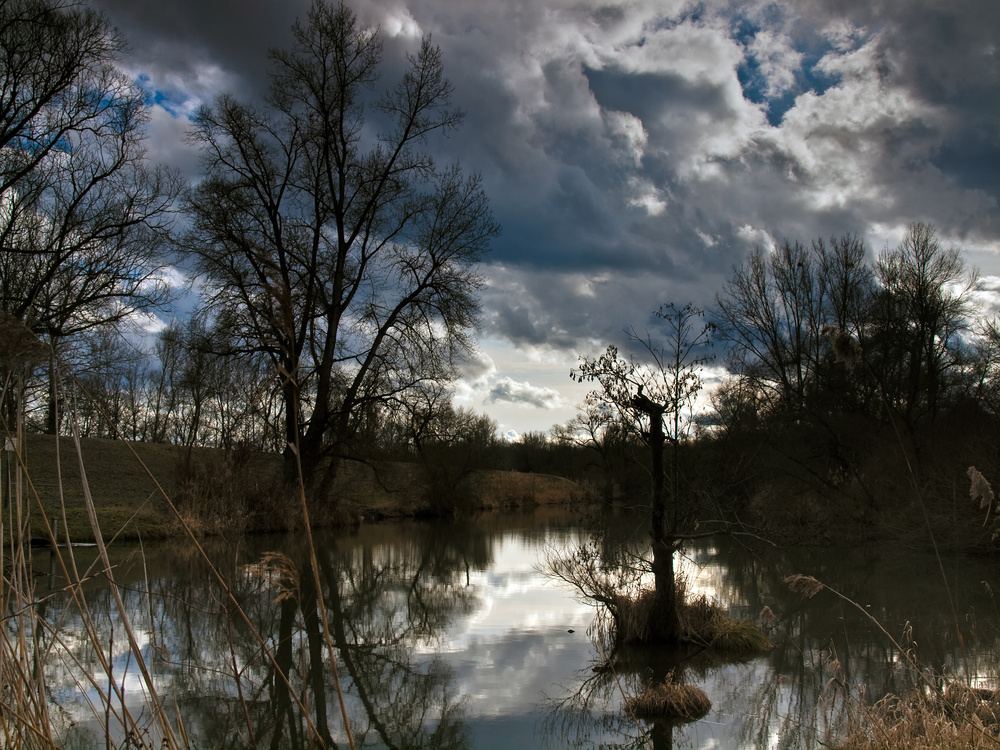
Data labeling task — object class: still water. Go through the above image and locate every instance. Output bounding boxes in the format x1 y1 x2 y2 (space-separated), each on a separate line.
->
29 506 999 748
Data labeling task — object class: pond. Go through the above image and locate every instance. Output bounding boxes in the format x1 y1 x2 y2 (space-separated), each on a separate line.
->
21 506 1000 748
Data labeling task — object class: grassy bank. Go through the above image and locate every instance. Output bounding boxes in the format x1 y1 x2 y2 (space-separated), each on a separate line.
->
13 433 587 542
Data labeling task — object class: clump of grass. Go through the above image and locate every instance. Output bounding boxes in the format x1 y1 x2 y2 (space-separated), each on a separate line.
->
608 589 656 644
625 672 711 721
698 615 773 653
680 592 772 653
836 687 1000 750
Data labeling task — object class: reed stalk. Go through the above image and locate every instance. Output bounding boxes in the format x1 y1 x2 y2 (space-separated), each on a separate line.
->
1 348 357 748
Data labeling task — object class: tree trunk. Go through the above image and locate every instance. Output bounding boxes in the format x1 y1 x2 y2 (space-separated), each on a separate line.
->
281 373 303 490
270 596 298 750
650 720 675 750
300 569 333 746
633 393 682 644
46 353 59 435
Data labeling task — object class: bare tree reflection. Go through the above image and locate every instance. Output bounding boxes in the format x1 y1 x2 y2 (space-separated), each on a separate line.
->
541 528 1000 750
33 522 489 749
218 524 487 749
27 515 1000 749
542 642 711 750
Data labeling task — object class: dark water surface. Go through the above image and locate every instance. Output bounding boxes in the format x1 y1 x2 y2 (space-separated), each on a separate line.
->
31 507 999 748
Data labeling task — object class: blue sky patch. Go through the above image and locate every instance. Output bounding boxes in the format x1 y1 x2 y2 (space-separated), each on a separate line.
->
733 17 843 127
136 73 193 119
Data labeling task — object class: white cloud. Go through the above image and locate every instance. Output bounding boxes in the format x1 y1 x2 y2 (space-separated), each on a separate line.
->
460 350 497 384
380 8 422 38
747 30 801 98
488 377 565 410
626 176 668 215
603 109 647 166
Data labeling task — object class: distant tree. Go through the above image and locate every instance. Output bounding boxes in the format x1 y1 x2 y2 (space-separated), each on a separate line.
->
553 396 630 501
146 322 184 444
0 0 179 433
184 1 498 499
867 223 978 429
971 317 1000 417
72 329 144 439
397 383 498 512
510 430 550 473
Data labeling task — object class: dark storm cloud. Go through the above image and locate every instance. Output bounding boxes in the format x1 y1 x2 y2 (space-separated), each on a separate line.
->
91 0 1000 368
91 0 301 96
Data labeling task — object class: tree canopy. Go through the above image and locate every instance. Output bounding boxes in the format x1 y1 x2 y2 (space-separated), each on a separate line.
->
183 1 499 497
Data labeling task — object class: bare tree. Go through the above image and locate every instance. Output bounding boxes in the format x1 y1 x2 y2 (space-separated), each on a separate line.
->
146 322 184 443
571 303 714 645
714 241 828 414
870 223 978 428
184 1 498 498
0 0 179 431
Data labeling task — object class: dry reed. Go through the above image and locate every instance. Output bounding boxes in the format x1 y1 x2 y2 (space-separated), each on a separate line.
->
624 672 712 721
836 687 1000 750
1 349 354 748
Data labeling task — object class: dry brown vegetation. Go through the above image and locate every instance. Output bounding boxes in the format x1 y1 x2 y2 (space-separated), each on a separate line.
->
680 593 774 653
835 685 1000 750
784 567 1000 750
625 672 712 721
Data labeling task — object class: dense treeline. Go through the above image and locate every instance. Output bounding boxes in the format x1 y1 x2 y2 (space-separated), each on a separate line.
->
714 223 981 434
549 223 1000 549
708 224 998 540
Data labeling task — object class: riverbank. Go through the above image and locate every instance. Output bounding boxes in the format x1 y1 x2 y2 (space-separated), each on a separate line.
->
13 434 588 543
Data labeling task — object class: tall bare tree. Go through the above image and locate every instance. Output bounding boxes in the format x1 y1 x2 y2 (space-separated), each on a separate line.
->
572 303 714 644
184 1 498 498
714 241 827 414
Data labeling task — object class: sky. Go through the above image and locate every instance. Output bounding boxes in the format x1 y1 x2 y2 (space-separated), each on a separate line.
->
89 0 1000 437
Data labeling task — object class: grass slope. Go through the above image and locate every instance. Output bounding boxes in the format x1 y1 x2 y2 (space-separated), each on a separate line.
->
12 434 584 542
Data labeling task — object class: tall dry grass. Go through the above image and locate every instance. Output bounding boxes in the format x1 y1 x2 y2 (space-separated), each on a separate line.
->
787 548 1000 748
834 686 1000 750
0 361 356 749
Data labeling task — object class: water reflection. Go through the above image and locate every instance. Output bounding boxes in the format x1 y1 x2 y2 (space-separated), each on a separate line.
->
23 510 1000 749
541 526 999 750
